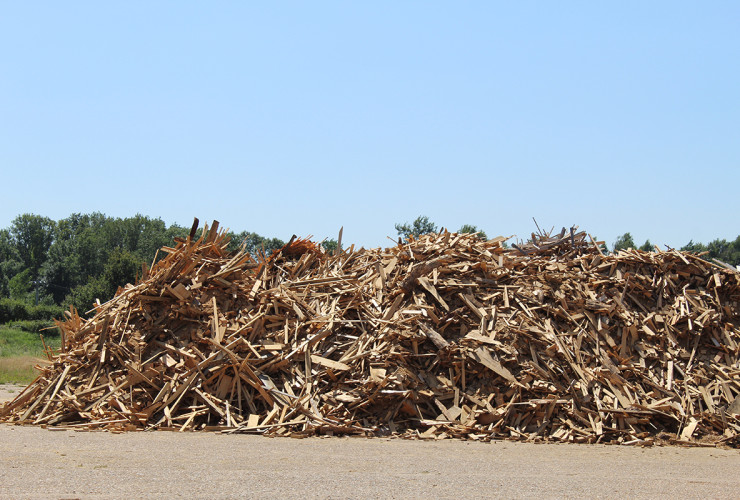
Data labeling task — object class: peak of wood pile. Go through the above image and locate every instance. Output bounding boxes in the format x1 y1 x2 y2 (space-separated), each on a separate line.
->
2 222 739 447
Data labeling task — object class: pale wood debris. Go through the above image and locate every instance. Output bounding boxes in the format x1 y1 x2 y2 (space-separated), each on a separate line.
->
2 221 739 447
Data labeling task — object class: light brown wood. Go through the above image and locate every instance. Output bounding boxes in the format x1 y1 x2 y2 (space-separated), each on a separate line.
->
1 221 738 447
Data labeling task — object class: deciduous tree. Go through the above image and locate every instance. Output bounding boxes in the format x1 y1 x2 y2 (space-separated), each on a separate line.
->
395 216 438 240
639 240 653 252
458 224 487 240
10 214 56 278
612 232 636 252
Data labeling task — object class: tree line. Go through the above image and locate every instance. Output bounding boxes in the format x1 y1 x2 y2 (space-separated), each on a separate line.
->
0 213 737 330
611 231 740 265
395 216 488 240
0 213 288 328
396 216 740 268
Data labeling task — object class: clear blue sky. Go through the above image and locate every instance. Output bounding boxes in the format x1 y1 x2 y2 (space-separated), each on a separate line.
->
2 2 738 249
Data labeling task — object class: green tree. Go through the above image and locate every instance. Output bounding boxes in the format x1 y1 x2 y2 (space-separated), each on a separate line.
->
41 213 186 304
227 231 285 256
681 240 707 254
41 213 109 303
8 269 32 301
613 232 636 252
10 214 56 278
706 237 740 266
395 216 438 240
66 248 141 314
66 276 110 315
3 212 195 318
96 214 173 263
118 214 172 262
639 240 653 252
680 238 740 267
0 229 23 297
322 239 338 253
458 224 488 240
103 248 141 289
165 223 190 244
730 235 740 266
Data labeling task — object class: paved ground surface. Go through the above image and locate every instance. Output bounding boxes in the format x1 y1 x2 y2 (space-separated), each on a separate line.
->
2 384 739 499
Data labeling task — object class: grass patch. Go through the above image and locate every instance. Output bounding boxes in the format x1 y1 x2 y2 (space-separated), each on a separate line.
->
0 326 60 384
0 356 49 384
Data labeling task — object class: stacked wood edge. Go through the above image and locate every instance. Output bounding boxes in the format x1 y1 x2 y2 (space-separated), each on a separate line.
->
2 220 739 447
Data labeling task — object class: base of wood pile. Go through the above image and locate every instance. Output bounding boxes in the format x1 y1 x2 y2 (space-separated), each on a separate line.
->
2 221 739 447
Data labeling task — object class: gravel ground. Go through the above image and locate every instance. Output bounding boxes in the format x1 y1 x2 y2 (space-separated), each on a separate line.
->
2 384 739 499
0 383 26 402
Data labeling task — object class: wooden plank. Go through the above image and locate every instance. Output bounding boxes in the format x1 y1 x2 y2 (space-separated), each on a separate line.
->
469 347 516 383
417 277 449 311
310 355 351 372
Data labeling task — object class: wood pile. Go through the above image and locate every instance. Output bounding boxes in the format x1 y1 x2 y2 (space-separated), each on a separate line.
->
2 221 739 446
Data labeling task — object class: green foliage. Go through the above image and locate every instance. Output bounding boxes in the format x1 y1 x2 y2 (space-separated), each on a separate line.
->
6 319 58 335
41 212 111 303
8 210 737 329
0 299 30 323
613 232 636 252
103 248 141 289
10 214 56 278
639 240 653 252
0 229 23 298
395 216 438 240
0 358 42 384
41 213 184 305
706 236 740 266
0 326 59 356
1 213 287 322
458 224 488 240
681 237 740 266
322 239 338 253
66 248 141 314
0 326 61 383
166 224 190 245
66 276 110 315
8 269 32 301
0 298 63 324
681 240 707 253
227 231 285 256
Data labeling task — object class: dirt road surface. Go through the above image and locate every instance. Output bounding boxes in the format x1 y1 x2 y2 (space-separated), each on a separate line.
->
2 385 739 499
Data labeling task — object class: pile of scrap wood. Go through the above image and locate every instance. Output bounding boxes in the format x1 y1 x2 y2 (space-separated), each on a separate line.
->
2 220 739 447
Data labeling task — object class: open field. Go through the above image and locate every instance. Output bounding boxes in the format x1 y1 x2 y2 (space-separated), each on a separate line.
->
2 386 739 499
0 357 46 385
0 326 58 384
